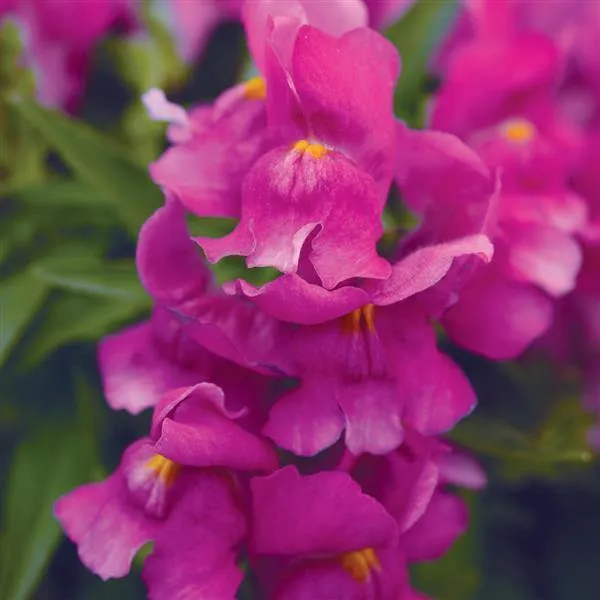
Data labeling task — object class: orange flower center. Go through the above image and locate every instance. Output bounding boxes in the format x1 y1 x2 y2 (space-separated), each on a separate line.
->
243 76 267 101
503 118 535 143
146 454 181 487
293 139 329 159
341 304 376 334
340 548 381 582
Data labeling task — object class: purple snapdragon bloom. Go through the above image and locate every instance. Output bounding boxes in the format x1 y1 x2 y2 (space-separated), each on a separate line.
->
145 0 400 286
246 435 482 599
249 465 404 600
55 383 277 582
98 200 269 415
136 128 496 456
429 0 591 359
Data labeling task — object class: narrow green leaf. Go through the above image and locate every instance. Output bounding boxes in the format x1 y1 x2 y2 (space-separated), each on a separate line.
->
22 293 148 366
451 406 595 481
0 272 48 367
108 17 186 94
5 180 115 209
0 421 98 600
0 208 40 264
450 416 536 461
386 0 458 124
72 370 108 481
30 256 148 302
8 97 162 232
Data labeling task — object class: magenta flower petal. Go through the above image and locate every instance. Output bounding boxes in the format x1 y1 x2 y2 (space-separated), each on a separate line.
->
500 191 588 234
368 234 494 307
400 347 477 437
250 466 399 555
265 315 401 455
504 222 582 296
380 308 477 435
438 451 487 490
180 293 292 376
276 546 410 600
150 382 244 438
243 0 367 73
395 124 497 240
298 0 368 35
147 546 242 600
12 0 136 110
431 33 560 137
151 383 278 472
263 382 346 456
143 472 246 600
393 457 439 535
165 0 233 63
198 146 390 287
443 267 553 359
150 83 269 218
136 197 210 306
467 118 581 197
274 560 364 600
235 275 369 325
403 492 468 561
98 320 200 414
55 471 159 580
364 0 415 28
262 297 479 454
339 379 405 456
1 0 15 15
352 436 440 534
285 26 400 194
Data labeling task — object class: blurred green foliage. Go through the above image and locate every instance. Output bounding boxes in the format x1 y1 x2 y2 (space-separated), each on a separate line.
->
0 2 599 599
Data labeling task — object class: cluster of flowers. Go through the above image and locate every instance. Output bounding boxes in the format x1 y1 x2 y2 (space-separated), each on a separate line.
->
52 0 599 598
0 0 411 112
432 0 600 442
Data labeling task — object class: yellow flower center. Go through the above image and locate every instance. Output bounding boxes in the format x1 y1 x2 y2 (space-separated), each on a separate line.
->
293 139 329 159
146 454 181 487
503 118 535 143
341 304 376 334
243 76 267 101
340 548 381 582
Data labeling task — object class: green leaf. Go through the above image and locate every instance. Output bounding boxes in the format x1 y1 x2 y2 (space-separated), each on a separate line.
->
0 272 49 367
108 13 187 94
450 416 536 462
0 421 98 600
386 0 458 124
120 101 166 165
0 207 40 264
451 403 595 481
5 180 116 209
0 20 24 79
23 293 149 366
72 370 108 481
30 256 148 302
7 97 162 232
